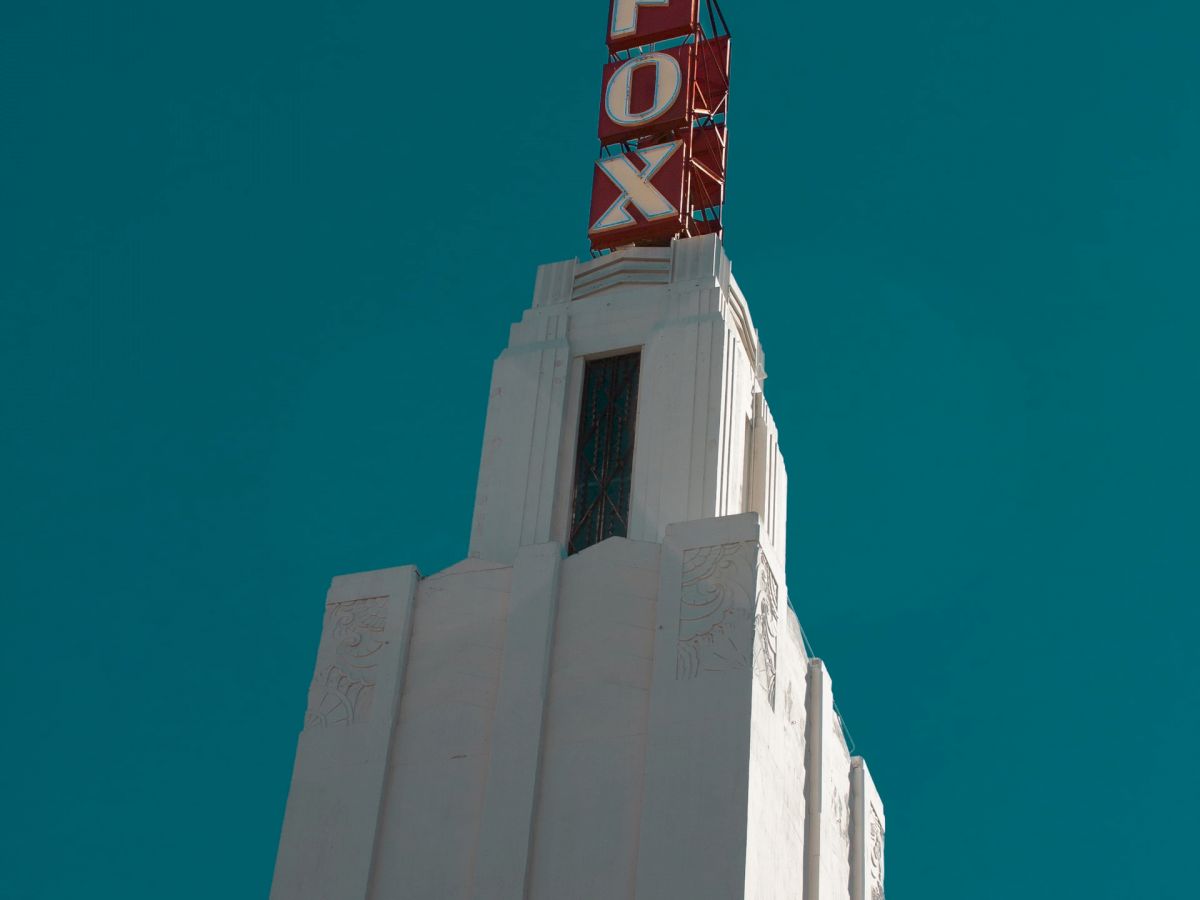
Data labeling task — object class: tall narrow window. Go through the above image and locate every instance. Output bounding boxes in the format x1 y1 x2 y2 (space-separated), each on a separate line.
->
568 352 641 554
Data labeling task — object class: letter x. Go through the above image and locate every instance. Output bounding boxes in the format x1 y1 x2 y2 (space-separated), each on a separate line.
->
591 142 681 232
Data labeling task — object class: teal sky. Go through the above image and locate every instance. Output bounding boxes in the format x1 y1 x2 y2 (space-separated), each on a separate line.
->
2 1 1197 897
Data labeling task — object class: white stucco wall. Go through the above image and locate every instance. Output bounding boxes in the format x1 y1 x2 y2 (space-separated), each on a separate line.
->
271 567 419 900
272 238 882 899
634 514 768 899
368 560 511 898
526 537 659 897
850 758 886 900
745 594 809 899
468 236 787 572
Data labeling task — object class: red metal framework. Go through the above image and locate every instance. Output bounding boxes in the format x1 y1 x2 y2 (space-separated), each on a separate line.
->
589 0 731 254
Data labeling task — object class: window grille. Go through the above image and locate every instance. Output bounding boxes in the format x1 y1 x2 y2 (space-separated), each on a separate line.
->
568 352 641 554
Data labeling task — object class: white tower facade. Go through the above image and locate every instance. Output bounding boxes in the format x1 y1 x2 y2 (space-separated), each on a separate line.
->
271 235 885 900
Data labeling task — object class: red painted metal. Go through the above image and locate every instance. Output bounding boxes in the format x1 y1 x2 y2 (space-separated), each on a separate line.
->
589 2 730 253
588 141 687 250
693 35 730 115
606 0 700 54
597 43 694 144
688 121 727 214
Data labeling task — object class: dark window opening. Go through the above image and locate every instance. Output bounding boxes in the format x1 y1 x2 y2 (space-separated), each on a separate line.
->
568 352 641 554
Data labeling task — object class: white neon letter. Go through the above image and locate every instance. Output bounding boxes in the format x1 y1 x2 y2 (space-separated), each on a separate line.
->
610 0 671 40
591 141 681 232
603 52 683 129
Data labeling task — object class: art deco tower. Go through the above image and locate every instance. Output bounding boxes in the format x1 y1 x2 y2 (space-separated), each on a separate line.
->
271 5 885 899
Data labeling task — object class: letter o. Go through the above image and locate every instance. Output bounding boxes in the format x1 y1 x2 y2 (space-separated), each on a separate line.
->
604 52 682 128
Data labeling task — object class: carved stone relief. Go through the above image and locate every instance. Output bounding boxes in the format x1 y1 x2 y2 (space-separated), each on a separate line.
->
754 550 778 708
676 542 756 679
868 804 885 900
305 596 388 728
831 783 849 844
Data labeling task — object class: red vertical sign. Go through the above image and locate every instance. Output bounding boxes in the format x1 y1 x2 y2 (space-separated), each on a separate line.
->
589 1 730 252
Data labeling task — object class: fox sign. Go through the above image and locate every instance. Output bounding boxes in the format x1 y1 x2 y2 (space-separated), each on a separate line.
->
588 0 730 252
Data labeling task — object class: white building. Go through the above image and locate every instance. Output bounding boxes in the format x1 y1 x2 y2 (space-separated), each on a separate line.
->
271 235 886 899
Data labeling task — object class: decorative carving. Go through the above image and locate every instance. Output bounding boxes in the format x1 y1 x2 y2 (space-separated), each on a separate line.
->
831 783 849 843
305 596 388 728
754 550 778 708
868 805 885 899
676 542 756 679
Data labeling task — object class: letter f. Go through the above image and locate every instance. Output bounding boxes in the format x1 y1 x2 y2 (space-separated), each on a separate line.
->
610 0 671 40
